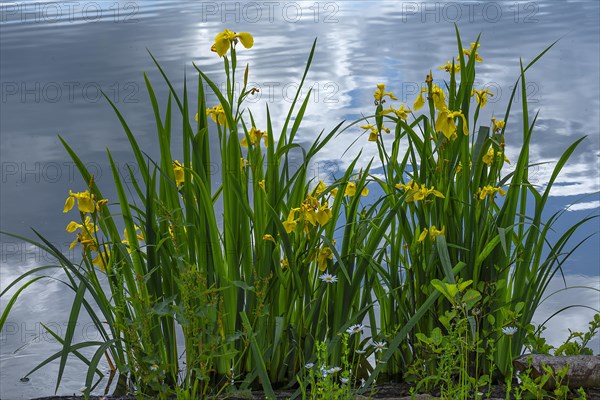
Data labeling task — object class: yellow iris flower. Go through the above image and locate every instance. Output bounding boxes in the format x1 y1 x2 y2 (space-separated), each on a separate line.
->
491 117 505 133
283 208 300 233
361 123 390 142
380 104 411 120
344 182 369 197
482 148 510 166
476 185 507 200
241 127 268 147
262 234 275 242
206 104 227 126
317 247 333 272
455 161 472 175
299 195 332 228
63 190 96 214
435 107 468 141
417 225 446 242
122 225 144 246
462 42 483 62
173 160 185 186
438 60 460 74
395 180 445 203
413 84 446 112
471 88 493 107
211 29 254 57
66 216 98 251
373 83 397 105
284 194 333 235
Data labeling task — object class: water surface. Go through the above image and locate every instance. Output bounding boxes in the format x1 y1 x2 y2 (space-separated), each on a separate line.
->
1 1 599 398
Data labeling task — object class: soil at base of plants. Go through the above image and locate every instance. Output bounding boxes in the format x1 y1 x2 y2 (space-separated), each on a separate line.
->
29 382 600 399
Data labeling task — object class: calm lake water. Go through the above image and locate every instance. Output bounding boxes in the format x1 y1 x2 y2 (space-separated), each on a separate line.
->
1 1 599 398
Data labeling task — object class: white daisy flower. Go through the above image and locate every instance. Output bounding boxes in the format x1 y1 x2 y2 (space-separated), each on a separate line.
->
319 273 338 283
340 377 349 384
327 366 342 374
502 326 518 336
346 324 364 336
372 340 387 352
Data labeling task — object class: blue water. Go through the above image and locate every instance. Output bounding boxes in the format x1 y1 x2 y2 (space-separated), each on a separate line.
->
1 1 599 398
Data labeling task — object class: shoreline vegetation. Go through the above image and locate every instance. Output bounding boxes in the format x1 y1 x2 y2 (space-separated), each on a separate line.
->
1 26 599 399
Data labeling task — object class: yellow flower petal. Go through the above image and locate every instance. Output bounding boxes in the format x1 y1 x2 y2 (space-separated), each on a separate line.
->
77 192 95 213
63 195 75 213
215 39 230 57
173 160 185 186
345 182 357 197
283 209 298 233
431 189 445 198
96 199 108 212
315 180 327 196
92 251 110 272
317 247 333 272
66 221 80 232
236 32 254 49
315 204 332 226
283 220 297 233
413 92 425 111
431 85 446 111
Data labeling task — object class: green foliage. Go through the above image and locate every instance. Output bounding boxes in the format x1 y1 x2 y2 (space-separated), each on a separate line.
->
555 314 600 356
513 357 573 400
362 27 596 387
408 280 489 399
298 335 357 400
524 313 600 356
1 26 596 399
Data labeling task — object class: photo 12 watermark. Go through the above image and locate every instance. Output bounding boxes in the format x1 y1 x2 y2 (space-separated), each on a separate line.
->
0 321 103 345
0 160 341 185
202 80 341 104
2 161 107 184
0 1 139 24
399 2 539 23
392 80 541 105
1 81 140 104
199 1 340 23
1 241 78 263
